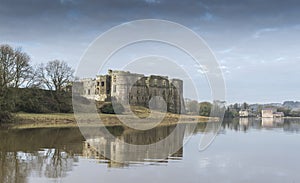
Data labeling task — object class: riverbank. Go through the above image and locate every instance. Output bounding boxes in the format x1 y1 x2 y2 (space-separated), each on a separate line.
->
4 112 216 129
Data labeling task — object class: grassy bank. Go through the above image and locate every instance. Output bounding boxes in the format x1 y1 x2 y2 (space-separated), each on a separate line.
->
9 112 216 129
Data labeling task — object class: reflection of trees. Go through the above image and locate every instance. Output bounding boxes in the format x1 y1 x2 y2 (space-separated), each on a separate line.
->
43 149 76 178
0 148 78 182
0 128 83 182
283 118 300 133
0 152 30 183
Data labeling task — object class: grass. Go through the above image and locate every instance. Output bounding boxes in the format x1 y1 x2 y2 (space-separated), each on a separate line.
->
11 108 217 129
14 113 77 129
17 113 75 120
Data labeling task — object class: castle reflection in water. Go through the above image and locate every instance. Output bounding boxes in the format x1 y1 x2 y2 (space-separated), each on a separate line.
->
81 117 300 167
1 118 300 182
81 124 201 168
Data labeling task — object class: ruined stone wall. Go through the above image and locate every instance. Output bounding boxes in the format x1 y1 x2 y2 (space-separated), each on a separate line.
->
170 79 185 114
76 78 96 100
129 77 149 107
95 75 111 101
127 74 184 114
78 70 185 114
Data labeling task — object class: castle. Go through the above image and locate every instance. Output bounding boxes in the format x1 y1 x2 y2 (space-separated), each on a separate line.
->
74 70 185 114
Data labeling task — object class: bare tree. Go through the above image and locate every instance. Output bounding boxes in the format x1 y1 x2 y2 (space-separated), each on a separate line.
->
0 44 15 89
12 49 32 88
38 60 74 91
0 44 33 88
24 64 43 88
0 44 33 118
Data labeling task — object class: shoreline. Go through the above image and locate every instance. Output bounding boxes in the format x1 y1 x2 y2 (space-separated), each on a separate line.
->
2 113 217 130
3 113 300 130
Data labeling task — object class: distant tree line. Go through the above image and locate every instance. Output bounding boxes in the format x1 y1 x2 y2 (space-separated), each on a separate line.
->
0 44 74 123
185 100 300 118
185 99 228 117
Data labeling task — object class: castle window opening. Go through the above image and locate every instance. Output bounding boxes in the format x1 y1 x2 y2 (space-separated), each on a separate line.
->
101 81 105 86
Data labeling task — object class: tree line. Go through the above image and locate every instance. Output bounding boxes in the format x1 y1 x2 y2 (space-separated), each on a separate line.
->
0 44 74 122
186 99 300 118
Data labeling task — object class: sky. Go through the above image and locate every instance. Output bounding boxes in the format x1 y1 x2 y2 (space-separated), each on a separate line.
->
1 0 300 103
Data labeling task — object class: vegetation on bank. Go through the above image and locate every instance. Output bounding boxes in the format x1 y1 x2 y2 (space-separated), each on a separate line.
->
98 102 125 114
0 44 74 123
12 112 213 129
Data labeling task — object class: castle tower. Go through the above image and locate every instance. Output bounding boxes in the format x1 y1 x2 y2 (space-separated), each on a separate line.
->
95 75 111 101
109 70 144 105
169 79 185 114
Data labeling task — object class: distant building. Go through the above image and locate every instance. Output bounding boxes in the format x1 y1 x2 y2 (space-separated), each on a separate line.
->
239 110 249 117
273 112 284 118
262 108 284 118
262 108 276 118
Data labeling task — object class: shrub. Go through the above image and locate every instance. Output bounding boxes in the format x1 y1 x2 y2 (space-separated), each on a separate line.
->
13 88 73 113
0 111 13 123
99 102 125 114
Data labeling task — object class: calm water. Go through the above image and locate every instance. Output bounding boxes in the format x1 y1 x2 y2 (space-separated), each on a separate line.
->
1 118 300 183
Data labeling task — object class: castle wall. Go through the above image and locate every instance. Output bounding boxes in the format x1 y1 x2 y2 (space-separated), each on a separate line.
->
129 77 149 107
76 78 96 100
109 70 144 105
78 70 185 114
170 79 185 114
96 75 111 101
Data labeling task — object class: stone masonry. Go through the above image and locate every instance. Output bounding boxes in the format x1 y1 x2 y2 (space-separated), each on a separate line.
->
75 70 185 114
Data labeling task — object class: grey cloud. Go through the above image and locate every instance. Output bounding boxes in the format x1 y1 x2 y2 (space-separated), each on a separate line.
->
253 28 278 39
1 0 300 102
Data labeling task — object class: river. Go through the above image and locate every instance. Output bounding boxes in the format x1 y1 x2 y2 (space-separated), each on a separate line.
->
1 118 300 183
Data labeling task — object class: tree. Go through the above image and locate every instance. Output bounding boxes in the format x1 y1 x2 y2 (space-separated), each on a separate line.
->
12 49 32 88
210 100 226 117
99 102 125 114
38 60 74 91
185 99 199 114
0 44 15 89
0 44 32 88
199 102 212 116
241 102 249 110
0 44 33 122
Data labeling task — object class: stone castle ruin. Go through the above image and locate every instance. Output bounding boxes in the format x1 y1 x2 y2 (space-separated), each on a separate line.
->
74 70 185 114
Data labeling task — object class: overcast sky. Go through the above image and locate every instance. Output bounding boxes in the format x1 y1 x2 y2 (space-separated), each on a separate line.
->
1 0 300 103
